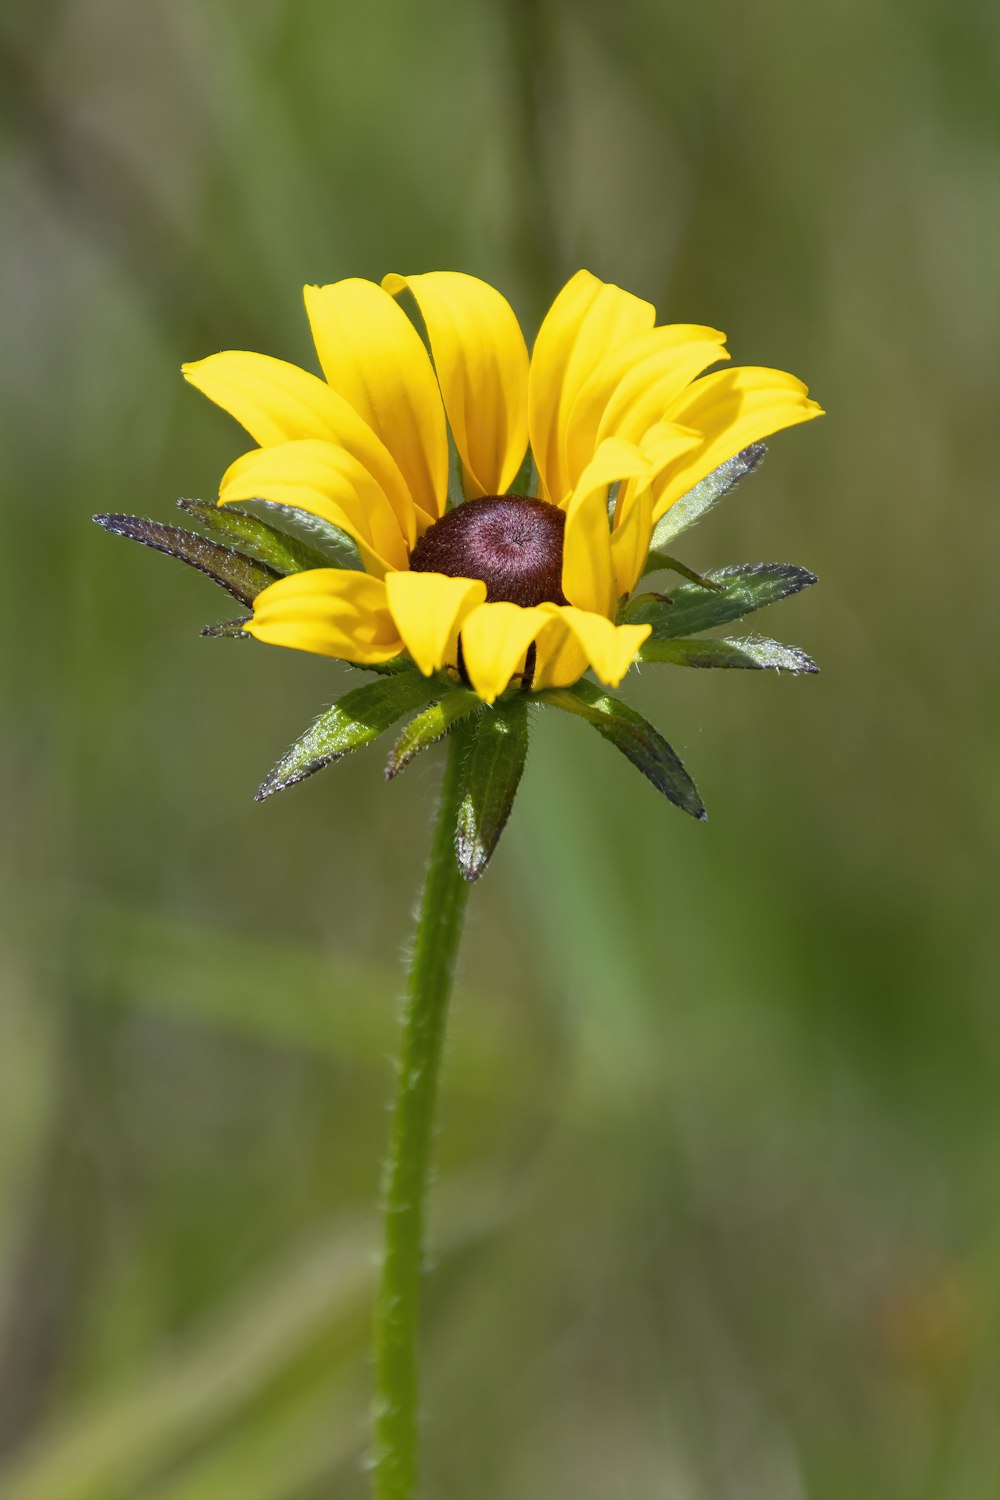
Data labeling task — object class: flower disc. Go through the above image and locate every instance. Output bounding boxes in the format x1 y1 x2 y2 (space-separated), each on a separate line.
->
409 495 567 607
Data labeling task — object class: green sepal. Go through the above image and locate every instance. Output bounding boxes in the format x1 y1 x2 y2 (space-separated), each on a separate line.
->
649 442 766 549
177 499 332 575
638 635 818 673
385 689 481 781
641 550 723 590
92 514 280 607
454 697 529 881
229 499 364 570
622 563 817 639
201 617 251 638
256 670 448 801
540 678 705 821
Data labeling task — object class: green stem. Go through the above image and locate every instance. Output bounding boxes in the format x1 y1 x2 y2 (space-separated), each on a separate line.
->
372 726 472 1500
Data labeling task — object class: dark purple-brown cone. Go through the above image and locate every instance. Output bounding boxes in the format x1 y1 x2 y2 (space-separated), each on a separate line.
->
409 495 567 607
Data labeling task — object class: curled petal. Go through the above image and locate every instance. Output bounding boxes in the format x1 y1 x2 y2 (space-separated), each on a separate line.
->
608 421 702 595
530 610 590 691
564 325 728 494
219 440 409 576
459 602 551 704
385 570 487 677
185 352 419 547
610 485 654 599
529 270 655 504
246 570 402 663
383 272 529 498
561 437 654 617
304 278 448 522
547 606 650 688
653 366 824 521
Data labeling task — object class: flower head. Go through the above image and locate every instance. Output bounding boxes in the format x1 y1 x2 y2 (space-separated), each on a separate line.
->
96 269 823 875
181 270 822 704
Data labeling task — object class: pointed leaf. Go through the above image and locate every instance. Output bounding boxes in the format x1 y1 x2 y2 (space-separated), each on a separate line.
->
639 635 819 672
228 499 364 569
257 671 449 801
455 697 529 881
385 689 481 781
650 442 766 548
93 514 280 606
177 499 332 575
540 678 705 820
622 563 817 638
642 551 723 590
201 617 251 638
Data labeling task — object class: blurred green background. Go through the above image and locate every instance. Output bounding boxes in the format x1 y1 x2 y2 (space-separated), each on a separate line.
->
1 1 997 1496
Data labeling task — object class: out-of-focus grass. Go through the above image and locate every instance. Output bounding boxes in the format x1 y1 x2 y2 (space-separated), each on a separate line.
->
0 1 996 1496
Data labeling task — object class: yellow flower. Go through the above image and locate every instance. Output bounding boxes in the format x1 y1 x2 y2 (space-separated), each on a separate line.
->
182 270 822 704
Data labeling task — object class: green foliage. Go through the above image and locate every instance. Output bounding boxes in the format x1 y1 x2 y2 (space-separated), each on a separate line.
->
200 617 251 638
540 679 705 820
256 671 451 800
638 635 818 672
385 690 482 781
177 499 334 575
623 563 817 638
454 698 530 881
92 515 280 607
642 551 723 590
649 443 766 548
232 501 365 570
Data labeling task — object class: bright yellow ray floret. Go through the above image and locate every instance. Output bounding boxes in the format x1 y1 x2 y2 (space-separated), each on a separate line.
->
182 269 823 704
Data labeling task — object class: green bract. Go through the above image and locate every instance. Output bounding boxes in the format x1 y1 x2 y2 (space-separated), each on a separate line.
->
94 443 818 880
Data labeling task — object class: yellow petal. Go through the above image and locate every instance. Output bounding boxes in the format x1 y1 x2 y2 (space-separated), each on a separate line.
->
596 340 732 450
610 485 654 598
530 608 590 691
382 272 529 498
385 570 487 677
183 351 420 547
303 279 448 522
563 325 728 493
653 366 825 521
219 440 409 576
561 437 653 617
246 569 402 663
459 602 550 704
554 606 651 687
605 420 703 595
528 270 655 504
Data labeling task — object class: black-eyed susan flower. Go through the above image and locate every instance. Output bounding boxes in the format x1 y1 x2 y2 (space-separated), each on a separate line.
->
98 269 824 868
96 269 822 873
174 270 821 706
96 268 823 1500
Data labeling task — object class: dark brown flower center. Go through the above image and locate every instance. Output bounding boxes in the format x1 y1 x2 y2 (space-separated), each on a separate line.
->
409 495 566 607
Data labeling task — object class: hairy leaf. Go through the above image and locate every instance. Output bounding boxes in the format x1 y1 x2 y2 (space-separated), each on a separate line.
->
638 635 819 672
385 690 482 781
257 671 448 801
231 499 364 569
541 678 705 820
623 563 817 639
649 442 767 548
177 499 332 575
455 697 529 881
200 617 251 638
641 551 722 590
93 514 279 606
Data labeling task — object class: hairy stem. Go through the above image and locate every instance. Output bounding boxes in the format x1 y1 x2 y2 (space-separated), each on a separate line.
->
372 725 472 1499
